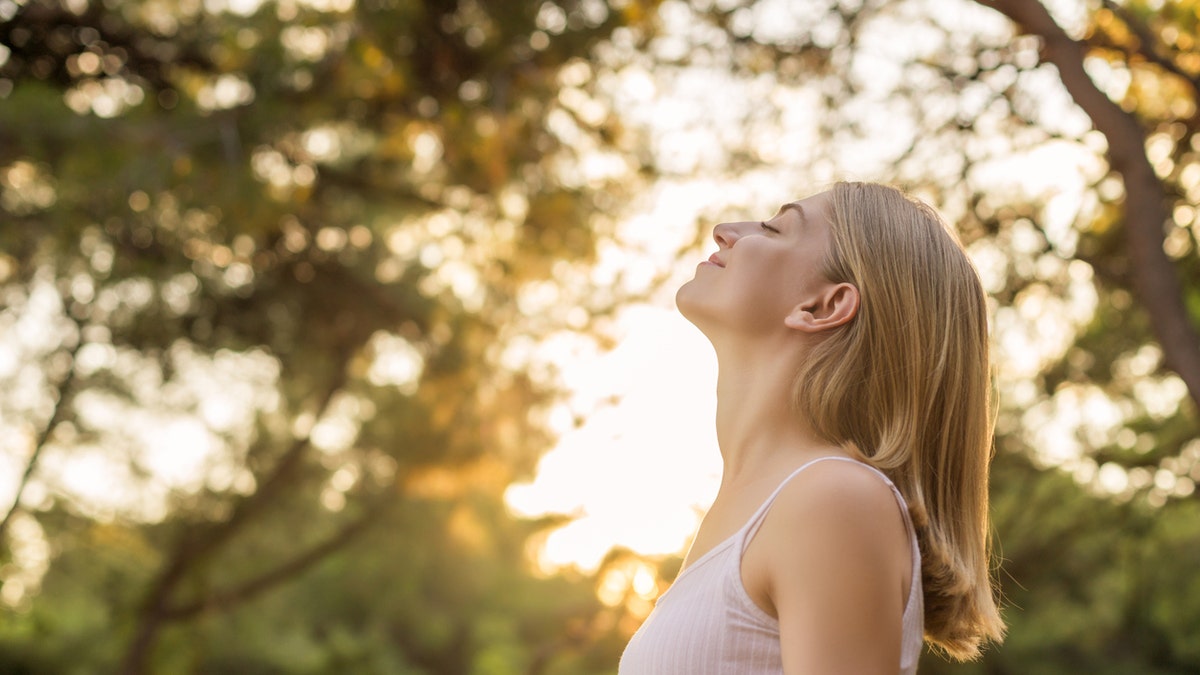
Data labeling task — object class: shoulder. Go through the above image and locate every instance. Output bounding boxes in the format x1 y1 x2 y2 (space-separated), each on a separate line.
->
745 457 910 614
746 458 911 672
770 458 904 532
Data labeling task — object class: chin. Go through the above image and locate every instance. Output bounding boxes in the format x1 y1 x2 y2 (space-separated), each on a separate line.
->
675 281 715 335
675 278 698 317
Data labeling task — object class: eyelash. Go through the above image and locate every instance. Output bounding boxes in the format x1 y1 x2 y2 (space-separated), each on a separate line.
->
760 221 780 233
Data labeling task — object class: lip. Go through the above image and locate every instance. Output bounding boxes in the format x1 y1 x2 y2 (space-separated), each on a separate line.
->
704 253 725 268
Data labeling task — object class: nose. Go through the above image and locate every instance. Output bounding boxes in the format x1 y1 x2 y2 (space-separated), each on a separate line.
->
713 221 744 249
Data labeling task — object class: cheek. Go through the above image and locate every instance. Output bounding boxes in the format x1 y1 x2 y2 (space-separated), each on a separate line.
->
678 271 790 331
778 250 827 295
676 243 810 329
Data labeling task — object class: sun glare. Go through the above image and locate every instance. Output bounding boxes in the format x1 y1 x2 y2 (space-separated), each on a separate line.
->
505 304 722 573
505 23 1115 571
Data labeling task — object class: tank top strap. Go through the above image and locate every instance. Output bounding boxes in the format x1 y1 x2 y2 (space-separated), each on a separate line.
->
737 455 913 555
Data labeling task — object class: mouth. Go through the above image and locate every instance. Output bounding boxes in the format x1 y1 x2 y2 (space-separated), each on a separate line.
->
704 253 725 268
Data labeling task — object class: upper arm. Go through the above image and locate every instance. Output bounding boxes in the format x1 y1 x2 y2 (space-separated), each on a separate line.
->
751 462 910 675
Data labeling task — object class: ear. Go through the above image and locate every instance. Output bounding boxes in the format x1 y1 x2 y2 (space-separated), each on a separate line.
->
784 282 860 333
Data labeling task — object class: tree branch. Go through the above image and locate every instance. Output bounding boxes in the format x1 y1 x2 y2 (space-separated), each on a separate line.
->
975 0 1200 413
186 359 350 563
121 345 358 675
160 496 389 621
1098 0 1200 99
0 329 83 543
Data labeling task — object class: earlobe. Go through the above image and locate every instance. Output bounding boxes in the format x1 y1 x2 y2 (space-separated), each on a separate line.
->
785 283 860 333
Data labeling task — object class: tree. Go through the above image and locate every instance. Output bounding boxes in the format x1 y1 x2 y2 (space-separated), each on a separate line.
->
975 0 1200 409
0 0 662 672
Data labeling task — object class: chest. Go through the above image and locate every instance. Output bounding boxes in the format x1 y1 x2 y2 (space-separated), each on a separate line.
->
683 490 772 570
681 499 779 616
619 537 785 675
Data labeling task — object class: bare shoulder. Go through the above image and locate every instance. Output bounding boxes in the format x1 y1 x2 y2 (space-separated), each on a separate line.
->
744 458 910 617
770 459 905 533
745 458 911 673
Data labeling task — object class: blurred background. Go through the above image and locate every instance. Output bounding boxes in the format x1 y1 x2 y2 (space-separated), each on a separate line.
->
1 0 1199 672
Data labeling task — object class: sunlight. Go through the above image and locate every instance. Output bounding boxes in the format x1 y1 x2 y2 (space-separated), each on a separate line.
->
1 318 283 523
505 305 721 573
0 513 49 610
366 331 425 395
505 0 1115 573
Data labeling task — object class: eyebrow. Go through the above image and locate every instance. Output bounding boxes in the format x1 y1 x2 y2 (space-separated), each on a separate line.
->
779 202 806 223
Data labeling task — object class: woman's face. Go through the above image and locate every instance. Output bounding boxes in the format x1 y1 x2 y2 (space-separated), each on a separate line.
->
676 190 838 338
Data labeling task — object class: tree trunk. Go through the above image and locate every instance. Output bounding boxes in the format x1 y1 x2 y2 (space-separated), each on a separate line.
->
976 0 1200 412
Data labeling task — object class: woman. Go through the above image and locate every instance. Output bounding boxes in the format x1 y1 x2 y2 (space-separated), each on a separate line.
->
619 182 1005 674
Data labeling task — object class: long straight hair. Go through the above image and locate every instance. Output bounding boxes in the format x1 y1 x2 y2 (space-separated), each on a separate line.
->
792 182 1004 658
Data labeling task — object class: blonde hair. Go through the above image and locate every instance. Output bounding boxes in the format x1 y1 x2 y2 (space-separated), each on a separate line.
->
792 181 1004 659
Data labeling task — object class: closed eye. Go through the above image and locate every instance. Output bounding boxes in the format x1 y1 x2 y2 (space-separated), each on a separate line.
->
760 221 780 233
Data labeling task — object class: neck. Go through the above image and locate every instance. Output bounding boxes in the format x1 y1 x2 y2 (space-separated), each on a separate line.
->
710 333 844 491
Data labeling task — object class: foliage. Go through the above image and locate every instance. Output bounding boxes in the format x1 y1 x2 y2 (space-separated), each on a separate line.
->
0 0 660 672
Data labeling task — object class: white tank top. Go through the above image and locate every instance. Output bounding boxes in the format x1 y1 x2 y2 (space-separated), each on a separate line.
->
618 456 924 674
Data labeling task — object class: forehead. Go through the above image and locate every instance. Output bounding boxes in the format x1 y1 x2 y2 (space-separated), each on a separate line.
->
774 191 832 227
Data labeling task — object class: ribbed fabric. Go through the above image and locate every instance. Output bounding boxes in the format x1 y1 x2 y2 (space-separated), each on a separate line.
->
619 456 923 674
